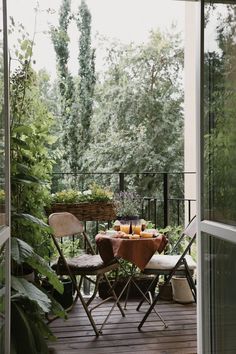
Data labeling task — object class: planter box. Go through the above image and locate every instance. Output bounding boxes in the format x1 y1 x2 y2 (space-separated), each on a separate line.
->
98 276 158 300
42 278 74 309
46 201 116 221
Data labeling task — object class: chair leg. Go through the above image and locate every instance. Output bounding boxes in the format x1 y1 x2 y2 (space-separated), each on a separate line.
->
138 283 169 330
183 259 197 302
103 274 125 317
99 274 133 334
124 278 132 310
74 285 100 336
86 274 102 307
138 273 176 330
64 274 100 336
136 275 159 311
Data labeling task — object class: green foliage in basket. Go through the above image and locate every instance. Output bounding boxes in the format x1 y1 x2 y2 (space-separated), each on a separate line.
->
51 183 113 204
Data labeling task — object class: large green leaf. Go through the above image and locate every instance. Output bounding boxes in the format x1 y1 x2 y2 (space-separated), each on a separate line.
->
38 285 67 320
11 237 63 294
0 287 5 313
11 302 39 354
12 173 41 184
11 237 34 264
11 137 31 150
15 162 32 174
27 255 63 294
11 276 51 313
11 300 50 354
13 125 33 135
12 214 50 229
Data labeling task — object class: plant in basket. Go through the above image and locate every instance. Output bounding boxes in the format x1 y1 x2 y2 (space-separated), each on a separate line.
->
47 183 116 221
51 183 113 204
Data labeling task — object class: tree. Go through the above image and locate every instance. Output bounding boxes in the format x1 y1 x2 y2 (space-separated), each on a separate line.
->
85 29 184 198
51 0 75 164
51 0 95 177
76 0 96 168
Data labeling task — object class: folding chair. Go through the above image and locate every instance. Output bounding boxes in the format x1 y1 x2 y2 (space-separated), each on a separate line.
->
48 212 125 336
137 216 197 330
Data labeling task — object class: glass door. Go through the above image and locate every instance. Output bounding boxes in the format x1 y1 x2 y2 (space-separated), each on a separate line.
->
0 0 10 352
198 1 236 353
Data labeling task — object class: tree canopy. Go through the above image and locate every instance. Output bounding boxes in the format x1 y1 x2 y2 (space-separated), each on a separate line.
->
85 29 184 179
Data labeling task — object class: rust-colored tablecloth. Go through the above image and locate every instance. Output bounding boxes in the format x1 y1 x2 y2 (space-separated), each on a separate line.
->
95 234 168 271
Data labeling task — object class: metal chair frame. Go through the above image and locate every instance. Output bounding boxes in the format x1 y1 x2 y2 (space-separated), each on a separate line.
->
137 216 197 330
48 212 125 336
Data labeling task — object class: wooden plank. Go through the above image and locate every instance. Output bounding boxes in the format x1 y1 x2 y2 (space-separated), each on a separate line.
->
48 299 197 354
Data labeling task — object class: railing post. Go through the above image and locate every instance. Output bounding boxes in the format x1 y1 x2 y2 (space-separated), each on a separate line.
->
119 173 125 192
163 173 169 227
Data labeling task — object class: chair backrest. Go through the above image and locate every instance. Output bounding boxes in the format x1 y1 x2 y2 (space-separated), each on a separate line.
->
171 216 197 255
183 216 197 239
49 212 84 238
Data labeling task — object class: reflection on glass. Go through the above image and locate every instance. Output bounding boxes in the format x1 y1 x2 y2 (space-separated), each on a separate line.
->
203 3 236 225
0 1 4 227
0 243 5 353
202 233 236 353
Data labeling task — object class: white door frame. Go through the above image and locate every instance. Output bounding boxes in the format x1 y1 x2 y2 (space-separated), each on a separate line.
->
0 0 11 352
196 1 236 353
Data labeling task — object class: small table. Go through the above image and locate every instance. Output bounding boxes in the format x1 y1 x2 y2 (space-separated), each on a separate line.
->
95 232 168 330
96 233 167 270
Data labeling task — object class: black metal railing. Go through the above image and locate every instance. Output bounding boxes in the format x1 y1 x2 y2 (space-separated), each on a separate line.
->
51 171 196 229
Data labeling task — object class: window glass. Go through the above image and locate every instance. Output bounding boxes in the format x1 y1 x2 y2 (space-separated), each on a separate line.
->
0 2 5 229
0 243 6 352
202 233 236 353
203 2 236 225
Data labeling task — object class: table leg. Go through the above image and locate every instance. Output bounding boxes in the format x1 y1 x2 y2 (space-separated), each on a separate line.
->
99 272 133 334
119 263 167 328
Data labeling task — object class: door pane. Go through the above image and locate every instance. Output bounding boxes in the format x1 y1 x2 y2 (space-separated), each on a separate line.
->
202 233 236 354
0 1 5 230
0 243 6 352
203 2 236 225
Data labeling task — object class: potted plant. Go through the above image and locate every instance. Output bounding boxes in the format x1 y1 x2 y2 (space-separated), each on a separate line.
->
47 183 116 221
10 237 66 354
113 191 143 233
98 260 158 300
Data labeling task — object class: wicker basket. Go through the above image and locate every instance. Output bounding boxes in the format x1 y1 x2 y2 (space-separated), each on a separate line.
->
47 201 116 221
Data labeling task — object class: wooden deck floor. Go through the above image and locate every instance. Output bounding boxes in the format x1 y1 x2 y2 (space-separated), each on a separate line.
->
49 299 197 354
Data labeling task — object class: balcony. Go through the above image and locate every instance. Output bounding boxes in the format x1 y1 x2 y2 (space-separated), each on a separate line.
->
48 170 197 353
